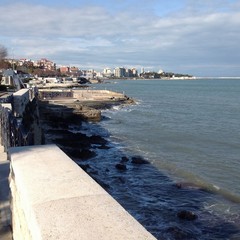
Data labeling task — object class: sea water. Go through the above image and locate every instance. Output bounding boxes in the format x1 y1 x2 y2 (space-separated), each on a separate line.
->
85 79 240 239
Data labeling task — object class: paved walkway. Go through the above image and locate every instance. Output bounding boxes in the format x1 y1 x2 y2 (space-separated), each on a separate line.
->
0 145 12 240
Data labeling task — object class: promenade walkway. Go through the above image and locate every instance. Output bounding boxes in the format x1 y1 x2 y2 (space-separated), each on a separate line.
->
0 145 12 240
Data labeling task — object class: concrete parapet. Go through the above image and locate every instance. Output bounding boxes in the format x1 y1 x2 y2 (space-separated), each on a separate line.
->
72 90 125 101
0 104 12 148
0 145 12 240
13 89 30 117
8 145 156 240
38 89 126 101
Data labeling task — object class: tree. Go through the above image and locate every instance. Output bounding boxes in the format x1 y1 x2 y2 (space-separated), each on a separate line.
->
0 45 7 60
0 45 8 70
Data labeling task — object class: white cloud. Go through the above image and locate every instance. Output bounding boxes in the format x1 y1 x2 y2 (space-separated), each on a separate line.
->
0 1 240 76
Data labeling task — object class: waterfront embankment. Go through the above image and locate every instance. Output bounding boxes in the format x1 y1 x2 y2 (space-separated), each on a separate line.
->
38 89 135 170
38 89 134 122
0 87 156 239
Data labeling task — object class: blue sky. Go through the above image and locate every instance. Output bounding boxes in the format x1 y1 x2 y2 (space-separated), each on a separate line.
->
0 0 240 76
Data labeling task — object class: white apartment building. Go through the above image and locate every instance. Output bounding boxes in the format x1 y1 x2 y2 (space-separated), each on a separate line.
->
103 68 112 77
114 67 126 78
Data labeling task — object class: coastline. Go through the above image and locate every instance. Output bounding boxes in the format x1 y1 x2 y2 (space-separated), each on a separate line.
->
39 98 167 238
39 94 135 159
39 85 240 240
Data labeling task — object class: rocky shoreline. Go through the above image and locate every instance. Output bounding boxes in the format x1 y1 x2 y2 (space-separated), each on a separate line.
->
38 88 240 240
38 89 135 122
39 97 137 179
39 92 212 240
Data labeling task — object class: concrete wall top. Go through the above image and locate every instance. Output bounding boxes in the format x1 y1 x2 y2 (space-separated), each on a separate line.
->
1 103 12 111
12 89 30 117
13 89 29 97
9 145 156 240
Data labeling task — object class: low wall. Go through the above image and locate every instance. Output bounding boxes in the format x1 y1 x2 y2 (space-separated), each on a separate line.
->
12 89 30 117
8 145 156 240
38 89 73 100
72 90 125 100
0 103 12 147
0 88 42 150
38 89 126 101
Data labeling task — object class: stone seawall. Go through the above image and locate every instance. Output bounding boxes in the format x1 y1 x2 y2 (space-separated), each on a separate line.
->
38 89 134 122
0 88 155 239
0 88 42 150
9 145 156 240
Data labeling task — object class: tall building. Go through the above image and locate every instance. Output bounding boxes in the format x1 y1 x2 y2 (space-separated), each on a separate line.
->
103 68 112 77
114 67 126 78
131 68 138 77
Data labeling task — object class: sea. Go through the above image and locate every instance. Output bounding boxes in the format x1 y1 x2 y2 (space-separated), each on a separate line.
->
79 79 240 240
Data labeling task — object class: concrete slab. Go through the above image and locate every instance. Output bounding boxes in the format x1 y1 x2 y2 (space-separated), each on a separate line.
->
9 145 107 205
9 144 156 240
35 195 153 240
0 146 12 240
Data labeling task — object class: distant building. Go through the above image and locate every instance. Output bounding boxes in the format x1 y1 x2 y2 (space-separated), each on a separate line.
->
37 58 56 71
59 66 70 74
95 71 103 78
131 68 138 77
18 59 34 68
114 67 126 78
70 66 79 74
81 69 96 79
125 68 138 77
1 69 25 90
103 68 112 77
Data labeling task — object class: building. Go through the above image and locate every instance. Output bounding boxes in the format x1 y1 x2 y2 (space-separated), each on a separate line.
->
131 68 138 77
103 68 112 77
59 66 70 74
125 68 138 78
114 67 126 78
37 58 56 71
81 69 96 80
1 69 25 90
18 59 34 68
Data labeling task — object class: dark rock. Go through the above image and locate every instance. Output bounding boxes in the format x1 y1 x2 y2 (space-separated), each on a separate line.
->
177 210 198 221
131 156 149 164
65 148 96 160
176 183 182 189
89 135 107 145
175 182 203 191
79 149 96 160
115 163 127 171
55 138 91 149
121 156 129 163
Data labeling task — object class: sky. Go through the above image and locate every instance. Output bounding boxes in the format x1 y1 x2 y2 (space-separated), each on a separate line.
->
0 0 240 77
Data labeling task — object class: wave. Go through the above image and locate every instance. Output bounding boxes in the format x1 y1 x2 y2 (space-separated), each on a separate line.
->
157 159 240 204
